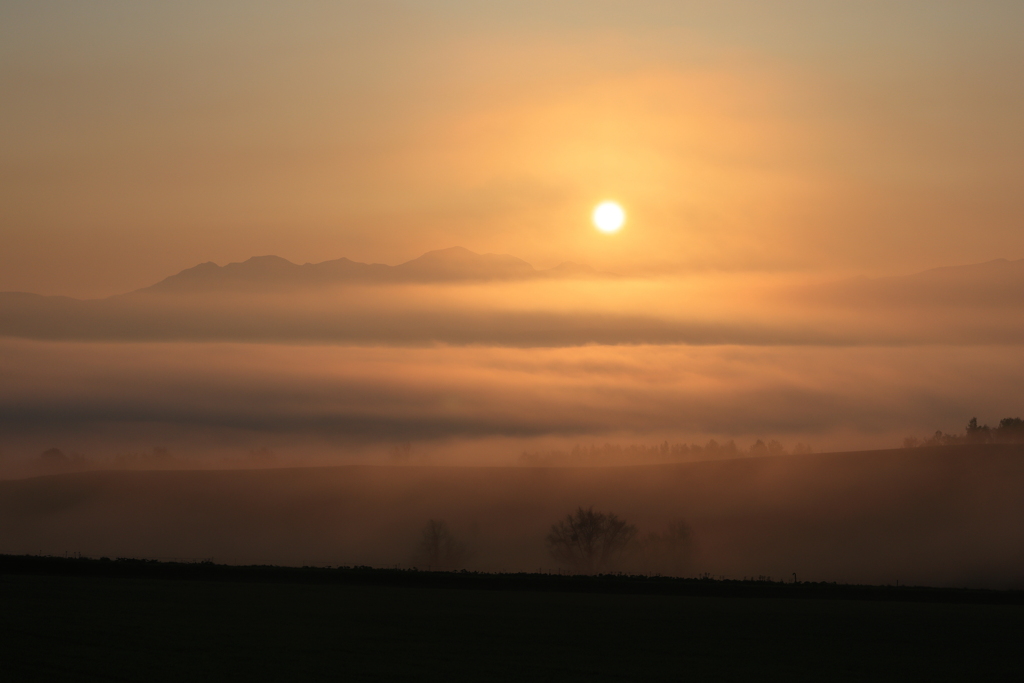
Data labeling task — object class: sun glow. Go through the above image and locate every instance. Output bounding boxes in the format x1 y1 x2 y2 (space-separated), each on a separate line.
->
592 201 625 233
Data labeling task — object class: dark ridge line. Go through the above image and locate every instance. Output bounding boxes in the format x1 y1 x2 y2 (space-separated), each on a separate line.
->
2 554 1021 606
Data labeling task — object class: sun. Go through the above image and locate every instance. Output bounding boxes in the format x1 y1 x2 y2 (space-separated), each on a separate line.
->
592 201 625 233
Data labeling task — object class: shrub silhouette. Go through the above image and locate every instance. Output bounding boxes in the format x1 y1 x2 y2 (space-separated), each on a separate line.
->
546 506 637 573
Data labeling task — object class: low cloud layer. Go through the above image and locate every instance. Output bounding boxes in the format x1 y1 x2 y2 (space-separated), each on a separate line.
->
4 259 1022 468
2 339 1021 465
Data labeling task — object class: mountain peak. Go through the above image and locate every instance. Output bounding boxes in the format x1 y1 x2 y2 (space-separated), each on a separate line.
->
395 247 536 281
240 255 294 266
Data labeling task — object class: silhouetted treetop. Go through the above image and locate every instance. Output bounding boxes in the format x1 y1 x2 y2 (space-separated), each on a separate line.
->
546 507 637 574
998 417 1024 442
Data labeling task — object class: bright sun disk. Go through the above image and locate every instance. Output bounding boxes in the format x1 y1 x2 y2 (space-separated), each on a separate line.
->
593 201 625 233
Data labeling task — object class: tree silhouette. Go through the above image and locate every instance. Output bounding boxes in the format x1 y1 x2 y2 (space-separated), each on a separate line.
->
415 519 469 570
546 506 637 573
965 417 992 443
996 417 1024 443
749 440 769 457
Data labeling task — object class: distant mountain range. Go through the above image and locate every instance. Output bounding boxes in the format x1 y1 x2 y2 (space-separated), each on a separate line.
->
131 251 1024 302
1 253 1022 345
139 247 604 294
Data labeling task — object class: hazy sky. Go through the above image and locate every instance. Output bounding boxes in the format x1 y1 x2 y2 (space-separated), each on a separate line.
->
3 3 1024 463
3 1 1024 297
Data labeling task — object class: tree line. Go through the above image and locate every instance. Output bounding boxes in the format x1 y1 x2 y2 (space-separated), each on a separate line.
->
519 439 812 466
903 416 1024 448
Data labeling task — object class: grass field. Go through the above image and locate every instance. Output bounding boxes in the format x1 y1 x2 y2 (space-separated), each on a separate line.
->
2 559 1023 682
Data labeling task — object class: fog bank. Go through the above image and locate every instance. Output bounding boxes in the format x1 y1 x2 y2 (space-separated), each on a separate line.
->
3 446 1023 588
2 339 1022 466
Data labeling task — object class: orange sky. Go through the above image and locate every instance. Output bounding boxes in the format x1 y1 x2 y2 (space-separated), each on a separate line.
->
3 2 1024 297
2 3 1024 464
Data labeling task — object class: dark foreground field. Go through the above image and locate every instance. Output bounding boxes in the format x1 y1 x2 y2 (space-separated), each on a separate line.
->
2 557 1023 682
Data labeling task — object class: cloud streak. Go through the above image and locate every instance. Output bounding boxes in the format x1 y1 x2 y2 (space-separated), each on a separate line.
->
5 258 1024 346
2 340 1021 457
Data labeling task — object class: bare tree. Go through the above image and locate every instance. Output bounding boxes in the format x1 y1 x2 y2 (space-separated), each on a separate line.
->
415 519 469 570
546 506 637 573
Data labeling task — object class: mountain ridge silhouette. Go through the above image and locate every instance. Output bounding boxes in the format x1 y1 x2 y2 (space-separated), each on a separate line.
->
139 246 604 294
1 255 1023 344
